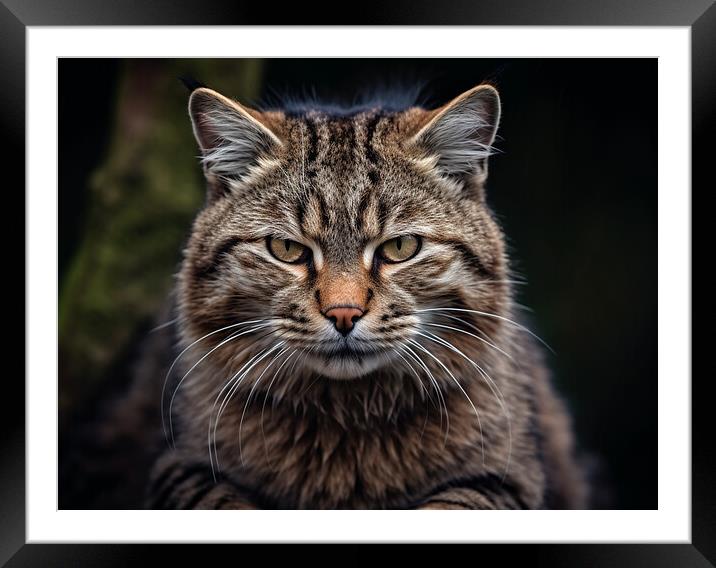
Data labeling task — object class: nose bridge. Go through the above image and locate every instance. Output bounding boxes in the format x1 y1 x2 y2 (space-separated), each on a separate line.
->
318 267 369 311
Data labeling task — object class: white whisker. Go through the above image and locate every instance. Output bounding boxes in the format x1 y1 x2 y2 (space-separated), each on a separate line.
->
417 329 512 480
416 307 554 353
161 319 267 446
150 317 178 333
206 331 279 478
394 348 432 442
210 342 285 477
260 348 298 468
402 344 450 444
393 348 431 403
168 323 269 446
408 338 485 463
239 345 290 465
423 321 513 361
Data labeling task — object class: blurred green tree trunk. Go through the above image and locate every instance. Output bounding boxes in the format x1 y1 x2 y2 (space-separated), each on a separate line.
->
59 59 264 421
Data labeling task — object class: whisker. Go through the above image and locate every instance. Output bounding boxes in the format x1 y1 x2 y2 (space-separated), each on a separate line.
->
299 374 323 398
161 319 267 446
428 313 519 366
402 344 450 444
423 321 513 361
417 329 512 480
239 345 291 466
407 338 485 463
393 348 431 403
150 317 178 334
261 348 298 468
290 340 328 400
211 342 285 477
208 347 268 478
167 323 270 446
272 346 309 409
206 331 279 478
416 307 555 353
393 348 431 442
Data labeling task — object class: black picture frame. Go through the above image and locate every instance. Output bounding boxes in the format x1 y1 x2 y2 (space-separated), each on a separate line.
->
7 0 709 564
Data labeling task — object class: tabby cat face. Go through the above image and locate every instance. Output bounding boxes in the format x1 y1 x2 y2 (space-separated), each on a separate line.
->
178 85 508 380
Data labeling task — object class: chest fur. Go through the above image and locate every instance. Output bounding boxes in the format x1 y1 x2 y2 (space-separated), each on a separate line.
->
200 385 516 509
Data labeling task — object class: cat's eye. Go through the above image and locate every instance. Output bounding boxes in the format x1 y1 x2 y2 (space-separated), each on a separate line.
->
267 237 310 264
377 235 421 263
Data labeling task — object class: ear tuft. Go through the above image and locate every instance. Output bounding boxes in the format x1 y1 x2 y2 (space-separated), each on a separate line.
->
412 84 501 184
188 88 281 184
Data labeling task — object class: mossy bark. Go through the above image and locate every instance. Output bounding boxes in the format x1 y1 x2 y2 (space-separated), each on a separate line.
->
59 59 264 419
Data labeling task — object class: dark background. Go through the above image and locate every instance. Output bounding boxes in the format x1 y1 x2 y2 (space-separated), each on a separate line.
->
59 58 656 509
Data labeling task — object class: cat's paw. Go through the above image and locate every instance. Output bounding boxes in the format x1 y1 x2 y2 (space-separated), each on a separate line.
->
193 484 259 510
416 501 472 510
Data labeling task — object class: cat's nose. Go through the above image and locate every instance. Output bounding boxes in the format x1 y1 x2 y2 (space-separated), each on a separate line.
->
324 306 364 336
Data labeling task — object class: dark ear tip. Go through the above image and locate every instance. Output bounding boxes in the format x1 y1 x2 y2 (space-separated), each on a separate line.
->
179 76 208 93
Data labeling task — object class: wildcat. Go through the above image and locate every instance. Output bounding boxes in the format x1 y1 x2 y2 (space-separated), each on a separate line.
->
145 83 587 509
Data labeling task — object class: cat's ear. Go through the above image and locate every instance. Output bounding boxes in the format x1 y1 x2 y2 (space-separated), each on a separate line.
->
188 87 282 190
411 84 500 186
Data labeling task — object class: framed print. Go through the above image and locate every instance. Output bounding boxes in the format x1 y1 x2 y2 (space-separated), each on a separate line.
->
7 0 710 564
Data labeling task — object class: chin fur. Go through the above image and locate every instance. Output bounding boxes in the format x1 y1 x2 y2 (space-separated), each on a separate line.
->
303 349 391 379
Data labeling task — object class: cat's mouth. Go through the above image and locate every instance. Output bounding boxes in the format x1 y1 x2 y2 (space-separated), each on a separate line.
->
304 343 389 380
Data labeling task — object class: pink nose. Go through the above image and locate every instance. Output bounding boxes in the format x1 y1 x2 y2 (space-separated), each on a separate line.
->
324 306 364 336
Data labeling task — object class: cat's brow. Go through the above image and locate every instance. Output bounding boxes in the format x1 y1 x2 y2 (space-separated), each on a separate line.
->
199 235 252 277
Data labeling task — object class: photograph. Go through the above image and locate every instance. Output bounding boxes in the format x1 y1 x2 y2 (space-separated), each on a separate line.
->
58 57 656 511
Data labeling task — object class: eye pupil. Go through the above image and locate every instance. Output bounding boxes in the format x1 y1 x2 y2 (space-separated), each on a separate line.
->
378 235 420 263
267 237 308 264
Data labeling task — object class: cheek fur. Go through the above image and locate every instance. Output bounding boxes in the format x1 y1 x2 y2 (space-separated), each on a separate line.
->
180 246 298 335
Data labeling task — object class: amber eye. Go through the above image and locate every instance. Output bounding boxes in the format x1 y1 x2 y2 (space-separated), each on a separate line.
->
377 235 421 263
267 237 309 264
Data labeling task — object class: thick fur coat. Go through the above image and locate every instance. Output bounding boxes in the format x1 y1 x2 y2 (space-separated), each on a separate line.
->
142 84 588 509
